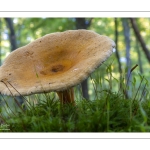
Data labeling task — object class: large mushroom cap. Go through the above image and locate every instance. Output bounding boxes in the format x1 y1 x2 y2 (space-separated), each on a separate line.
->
0 30 115 96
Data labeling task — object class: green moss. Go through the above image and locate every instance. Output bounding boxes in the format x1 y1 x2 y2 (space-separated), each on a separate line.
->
0 90 150 132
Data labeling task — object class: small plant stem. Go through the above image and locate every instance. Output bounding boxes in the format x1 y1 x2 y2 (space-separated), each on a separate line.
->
139 83 147 102
7 81 29 103
0 114 6 124
0 94 17 117
90 76 98 100
124 64 138 99
1 80 31 110
106 97 110 132
127 64 138 86
1 81 25 113
56 88 75 105
133 76 144 103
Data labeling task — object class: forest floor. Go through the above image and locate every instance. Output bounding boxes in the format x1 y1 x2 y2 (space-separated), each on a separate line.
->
1 89 150 132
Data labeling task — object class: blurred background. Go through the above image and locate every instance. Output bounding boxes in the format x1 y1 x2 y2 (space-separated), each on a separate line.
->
0 18 150 102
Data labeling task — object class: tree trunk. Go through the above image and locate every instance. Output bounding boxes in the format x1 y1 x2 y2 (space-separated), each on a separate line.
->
5 18 17 51
5 18 24 106
122 18 131 98
130 18 150 63
75 18 92 100
136 37 143 74
114 18 122 87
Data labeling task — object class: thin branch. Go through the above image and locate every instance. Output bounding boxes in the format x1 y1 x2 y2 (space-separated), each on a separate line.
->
130 18 150 63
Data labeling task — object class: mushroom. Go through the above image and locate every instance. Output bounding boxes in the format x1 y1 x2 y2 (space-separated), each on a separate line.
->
0 30 115 105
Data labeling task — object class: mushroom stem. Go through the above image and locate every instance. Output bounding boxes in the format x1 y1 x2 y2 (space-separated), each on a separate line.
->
56 88 75 105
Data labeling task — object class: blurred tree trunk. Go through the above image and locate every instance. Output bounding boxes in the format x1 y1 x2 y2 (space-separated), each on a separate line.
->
75 18 92 100
114 18 122 87
130 18 150 63
5 18 17 51
136 37 143 74
122 18 131 99
5 18 25 106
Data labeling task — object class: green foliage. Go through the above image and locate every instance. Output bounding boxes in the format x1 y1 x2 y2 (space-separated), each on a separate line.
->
1 67 150 132
1 90 150 132
13 18 76 47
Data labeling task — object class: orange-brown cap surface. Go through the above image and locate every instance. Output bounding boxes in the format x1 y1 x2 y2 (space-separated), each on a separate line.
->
0 30 115 96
